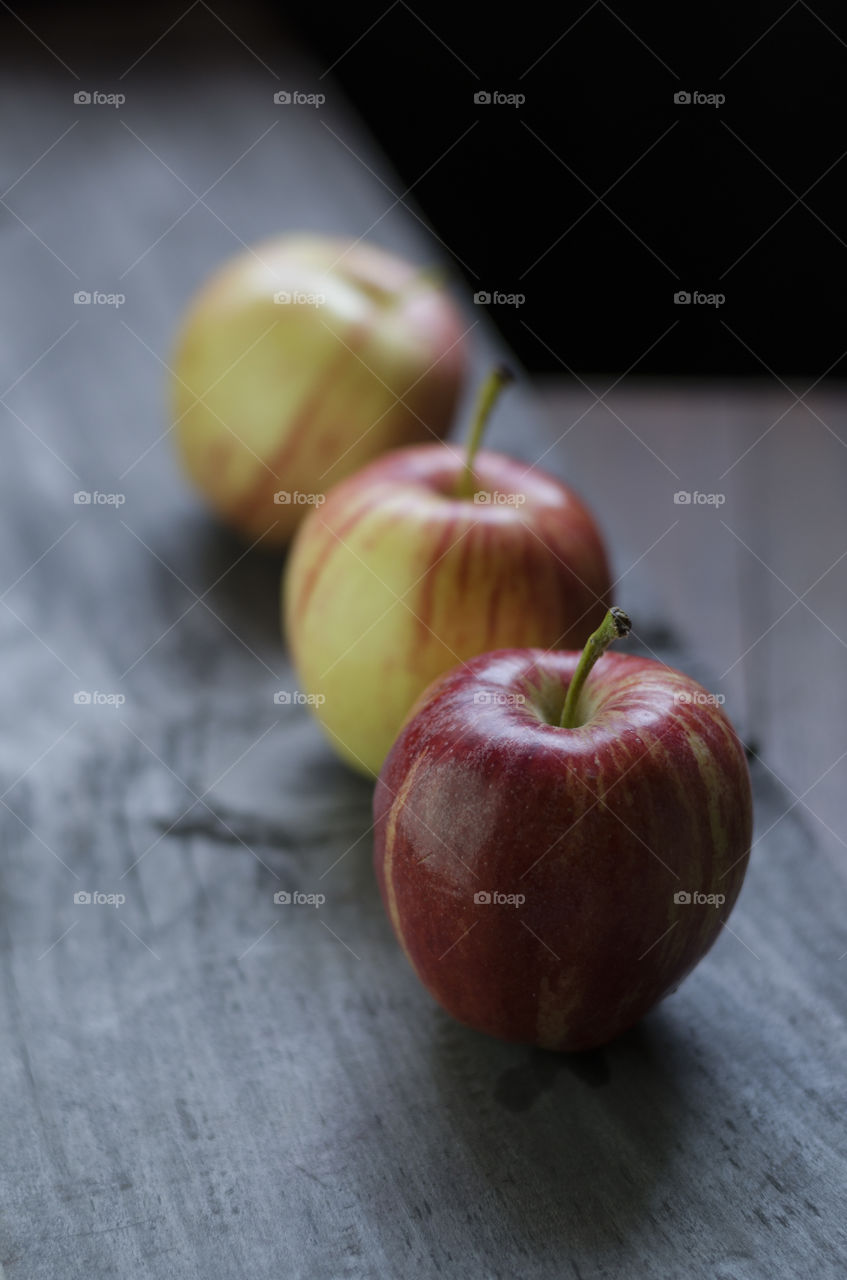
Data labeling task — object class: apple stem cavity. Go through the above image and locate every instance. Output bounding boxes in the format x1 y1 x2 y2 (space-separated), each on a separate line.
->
456 365 514 500
559 607 632 729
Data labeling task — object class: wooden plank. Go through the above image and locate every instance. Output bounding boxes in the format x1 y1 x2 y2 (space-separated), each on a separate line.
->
537 379 847 873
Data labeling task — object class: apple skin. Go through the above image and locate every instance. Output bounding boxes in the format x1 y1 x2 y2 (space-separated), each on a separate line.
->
373 647 753 1052
171 234 467 545
283 447 612 777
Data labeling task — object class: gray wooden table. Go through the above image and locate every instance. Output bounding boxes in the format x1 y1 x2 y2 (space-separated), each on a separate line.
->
1 22 846 1280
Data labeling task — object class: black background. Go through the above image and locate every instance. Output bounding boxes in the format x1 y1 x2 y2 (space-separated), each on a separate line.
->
10 0 847 377
293 0 847 377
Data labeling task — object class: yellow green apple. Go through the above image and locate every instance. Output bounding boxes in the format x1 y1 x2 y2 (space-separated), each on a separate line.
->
283 368 612 776
171 233 467 545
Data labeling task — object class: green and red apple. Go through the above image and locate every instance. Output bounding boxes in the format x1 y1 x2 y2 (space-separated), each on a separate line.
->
283 369 612 776
373 610 753 1051
171 233 467 545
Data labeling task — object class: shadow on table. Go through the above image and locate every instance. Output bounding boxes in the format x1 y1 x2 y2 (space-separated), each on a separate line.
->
130 514 294 685
177 512 289 610
425 1010 693 1253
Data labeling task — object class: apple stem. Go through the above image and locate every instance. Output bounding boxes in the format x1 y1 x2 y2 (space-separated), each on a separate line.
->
456 365 514 500
559 608 632 729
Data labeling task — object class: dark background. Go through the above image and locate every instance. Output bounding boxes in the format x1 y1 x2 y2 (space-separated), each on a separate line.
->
9 0 846 375
294 0 846 378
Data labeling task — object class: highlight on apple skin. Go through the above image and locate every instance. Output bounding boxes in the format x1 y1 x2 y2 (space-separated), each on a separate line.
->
283 440 612 778
171 233 467 546
373 629 753 1052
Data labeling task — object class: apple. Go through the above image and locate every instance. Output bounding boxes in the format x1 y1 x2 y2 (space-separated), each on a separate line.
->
373 609 753 1051
171 233 467 545
283 368 612 777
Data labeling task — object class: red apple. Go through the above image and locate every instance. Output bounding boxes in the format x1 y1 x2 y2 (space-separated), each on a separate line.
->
283 369 612 776
171 233 467 545
373 610 753 1051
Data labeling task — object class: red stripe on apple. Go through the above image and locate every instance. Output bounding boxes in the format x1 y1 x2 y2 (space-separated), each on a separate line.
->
373 612 752 1052
283 369 612 776
172 234 467 545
